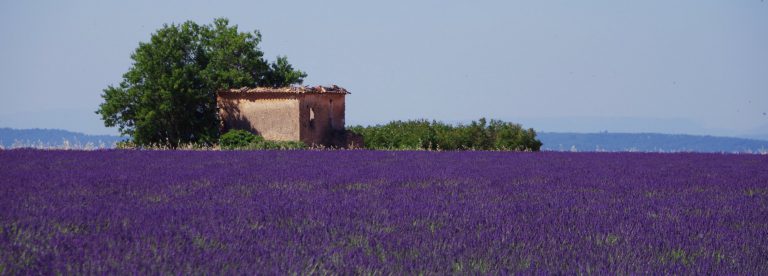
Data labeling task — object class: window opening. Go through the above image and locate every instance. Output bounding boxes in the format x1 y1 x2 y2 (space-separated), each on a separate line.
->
309 107 315 128
329 99 334 128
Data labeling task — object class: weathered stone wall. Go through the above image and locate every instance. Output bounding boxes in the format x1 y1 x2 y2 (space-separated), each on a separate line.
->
217 91 348 147
217 93 300 141
299 94 346 146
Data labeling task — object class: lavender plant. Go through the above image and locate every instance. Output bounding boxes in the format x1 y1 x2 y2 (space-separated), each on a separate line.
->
0 150 766 274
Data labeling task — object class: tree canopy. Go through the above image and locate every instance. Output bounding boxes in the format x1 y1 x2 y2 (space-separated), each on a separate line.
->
97 18 306 147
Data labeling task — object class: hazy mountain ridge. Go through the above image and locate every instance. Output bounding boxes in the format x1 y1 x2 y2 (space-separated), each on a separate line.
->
538 132 768 153
0 128 124 148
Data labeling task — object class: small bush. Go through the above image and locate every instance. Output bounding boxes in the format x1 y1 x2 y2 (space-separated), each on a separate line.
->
220 130 306 150
219 130 263 150
246 140 307 150
115 140 137 149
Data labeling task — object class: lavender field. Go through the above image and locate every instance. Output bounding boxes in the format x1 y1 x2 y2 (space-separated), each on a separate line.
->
1 150 767 274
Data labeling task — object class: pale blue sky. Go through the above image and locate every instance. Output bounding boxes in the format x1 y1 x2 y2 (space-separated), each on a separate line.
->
1 1 766 138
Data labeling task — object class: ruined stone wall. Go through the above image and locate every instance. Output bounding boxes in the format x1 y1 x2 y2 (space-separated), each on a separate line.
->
299 94 346 146
217 93 300 141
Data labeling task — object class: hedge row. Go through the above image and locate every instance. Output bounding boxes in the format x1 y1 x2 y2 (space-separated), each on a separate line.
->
219 130 306 150
348 118 542 151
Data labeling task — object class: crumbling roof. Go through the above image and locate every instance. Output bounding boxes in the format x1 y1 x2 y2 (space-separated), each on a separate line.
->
223 85 350 94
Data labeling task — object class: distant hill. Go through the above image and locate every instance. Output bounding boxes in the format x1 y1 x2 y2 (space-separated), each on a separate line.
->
538 132 768 153
0 128 124 149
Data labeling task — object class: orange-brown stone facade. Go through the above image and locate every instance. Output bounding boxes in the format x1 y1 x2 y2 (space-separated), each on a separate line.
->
217 86 356 147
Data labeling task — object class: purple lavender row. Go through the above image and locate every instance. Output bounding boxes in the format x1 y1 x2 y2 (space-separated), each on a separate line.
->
0 150 766 274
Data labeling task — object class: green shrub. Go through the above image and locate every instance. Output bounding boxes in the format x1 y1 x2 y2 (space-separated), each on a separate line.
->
245 139 307 150
219 130 262 150
219 129 306 150
115 140 137 149
348 118 542 151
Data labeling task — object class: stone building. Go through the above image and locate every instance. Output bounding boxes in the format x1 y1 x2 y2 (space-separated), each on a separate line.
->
217 85 359 147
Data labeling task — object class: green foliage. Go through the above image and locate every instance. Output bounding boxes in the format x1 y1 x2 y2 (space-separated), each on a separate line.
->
114 140 214 150
348 118 542 151
246 140 307 150
262 56 308 88
115 140 137 149
96 18 306 147
219 130 306 150
219 129 261 150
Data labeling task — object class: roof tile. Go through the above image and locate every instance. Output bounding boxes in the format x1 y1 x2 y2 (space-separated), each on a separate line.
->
223 85 350 94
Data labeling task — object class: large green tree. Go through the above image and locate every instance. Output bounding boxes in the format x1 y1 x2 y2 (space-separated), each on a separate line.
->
97 18 306 147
